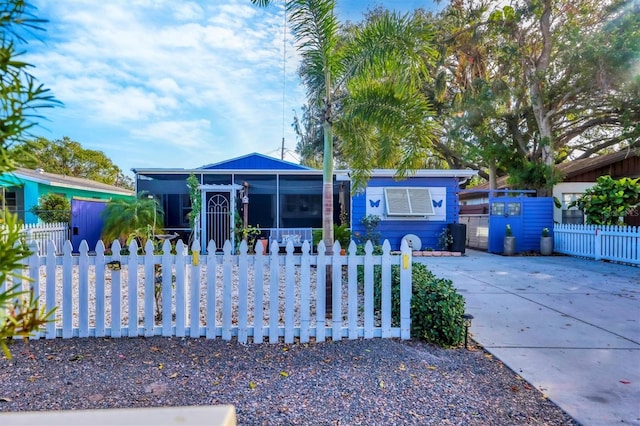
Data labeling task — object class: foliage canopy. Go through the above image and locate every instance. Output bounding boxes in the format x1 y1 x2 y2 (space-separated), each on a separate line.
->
570 175 640 225
1 0 58 359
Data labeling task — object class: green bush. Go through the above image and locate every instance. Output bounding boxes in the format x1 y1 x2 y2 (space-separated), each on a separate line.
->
410 275 465 347
371 262 465 347
30 193 70 223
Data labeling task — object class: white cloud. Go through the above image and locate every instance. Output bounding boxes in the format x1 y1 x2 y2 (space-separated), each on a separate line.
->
130 119 211 148
26 0 304 173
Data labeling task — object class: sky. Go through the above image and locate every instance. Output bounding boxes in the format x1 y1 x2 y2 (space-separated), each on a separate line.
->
26 0 442 177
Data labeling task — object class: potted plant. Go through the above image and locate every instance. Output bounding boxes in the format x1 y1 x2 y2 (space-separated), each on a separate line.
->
312 224 351 254
437 228 453 251
540 227 553 255
503 224 516 256
333 224 351 255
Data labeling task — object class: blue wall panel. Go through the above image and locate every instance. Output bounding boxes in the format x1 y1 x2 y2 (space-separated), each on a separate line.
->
488 196 554 253
351 176 461 250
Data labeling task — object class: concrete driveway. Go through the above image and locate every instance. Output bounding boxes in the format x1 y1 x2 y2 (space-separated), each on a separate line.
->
417 250 640 426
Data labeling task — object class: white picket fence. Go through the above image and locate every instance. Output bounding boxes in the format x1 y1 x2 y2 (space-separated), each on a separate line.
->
554 224 640 266
7 238 413 343
18 222 69 256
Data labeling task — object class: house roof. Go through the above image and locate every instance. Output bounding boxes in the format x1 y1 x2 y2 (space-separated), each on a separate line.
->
463 149 639 194
134 152 477 180
6 168 134 196
368 169 477 179
557 148 639 178
199 152 313 171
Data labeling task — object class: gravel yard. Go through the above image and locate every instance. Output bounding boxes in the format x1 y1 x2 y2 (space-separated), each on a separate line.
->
0 337 578 425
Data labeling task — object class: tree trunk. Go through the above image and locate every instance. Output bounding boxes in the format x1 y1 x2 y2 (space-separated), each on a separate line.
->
322 117 334 314
488 162 497 191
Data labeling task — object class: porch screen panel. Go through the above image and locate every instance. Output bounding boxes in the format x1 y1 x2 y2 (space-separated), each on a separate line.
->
279 175 323 228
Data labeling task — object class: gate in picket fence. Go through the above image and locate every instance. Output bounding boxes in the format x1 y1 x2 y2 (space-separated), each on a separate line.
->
554 224 640 266
9 238 413 343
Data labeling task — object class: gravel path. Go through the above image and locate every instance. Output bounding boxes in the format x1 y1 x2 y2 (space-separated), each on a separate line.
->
0 337 577 425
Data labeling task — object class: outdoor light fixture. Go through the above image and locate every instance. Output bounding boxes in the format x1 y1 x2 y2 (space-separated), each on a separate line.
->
462 313 474 349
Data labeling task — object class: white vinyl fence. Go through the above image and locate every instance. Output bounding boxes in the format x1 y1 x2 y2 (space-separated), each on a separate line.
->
7 238 413 343
18 222 69 256
554 224 640 266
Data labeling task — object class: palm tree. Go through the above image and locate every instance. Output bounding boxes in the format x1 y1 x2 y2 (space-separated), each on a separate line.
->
251 0 437 251
101 193 164 250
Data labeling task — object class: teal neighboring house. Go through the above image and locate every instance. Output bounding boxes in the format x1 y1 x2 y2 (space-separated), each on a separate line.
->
1 167 134 224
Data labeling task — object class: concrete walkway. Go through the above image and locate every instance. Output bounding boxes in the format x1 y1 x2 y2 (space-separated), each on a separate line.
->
417 250 640 426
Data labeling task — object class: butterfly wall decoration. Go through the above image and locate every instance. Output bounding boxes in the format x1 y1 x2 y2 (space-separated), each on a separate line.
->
432 199 443 208
369 199 381 208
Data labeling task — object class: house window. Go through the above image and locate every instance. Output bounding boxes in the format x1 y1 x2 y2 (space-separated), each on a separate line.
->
507 202 521 216
562 193 584 224
162 193 191 228
491 202 505 216
3 191 17 212
384 187 434 217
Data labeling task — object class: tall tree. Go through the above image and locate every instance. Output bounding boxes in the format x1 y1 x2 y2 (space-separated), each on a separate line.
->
1 0 57 359
252 0 438 248
428 0 640 192
10 136 134 189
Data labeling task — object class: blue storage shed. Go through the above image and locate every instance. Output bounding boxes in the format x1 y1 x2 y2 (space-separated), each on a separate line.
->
351 169 477 251
487 192 554 254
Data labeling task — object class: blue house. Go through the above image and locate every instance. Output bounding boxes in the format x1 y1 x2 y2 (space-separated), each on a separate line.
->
1 167 134 224
133 153 476 251
353 169 476 250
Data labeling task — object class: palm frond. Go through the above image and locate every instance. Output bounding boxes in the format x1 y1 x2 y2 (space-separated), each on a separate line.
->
287 0 343 104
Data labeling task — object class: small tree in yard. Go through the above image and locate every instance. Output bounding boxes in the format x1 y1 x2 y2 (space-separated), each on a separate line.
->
101 193 164 249
30 193 71 223
570 176 640 225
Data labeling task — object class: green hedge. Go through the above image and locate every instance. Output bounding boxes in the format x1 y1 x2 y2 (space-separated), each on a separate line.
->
368 262 466 347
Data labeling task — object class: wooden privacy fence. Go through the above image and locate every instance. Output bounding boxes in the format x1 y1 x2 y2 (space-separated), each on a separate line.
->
554 224 640 266
18 222 69 256
459 214 489 250
8 238 413 343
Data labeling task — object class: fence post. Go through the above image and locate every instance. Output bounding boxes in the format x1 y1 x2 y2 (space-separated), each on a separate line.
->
189 239 202 338
381 240 392 338
400 238 412 340
315 241 326 343
205 240 218 339
268 240 280 343
61 241 74 338
127 240 140 337
237 240 249 344
45 241 56 339
143 240 155 337
285 241 297 344
347 240 358 340
594 228 602 261
78 241 90 338
27 240 41 340
110 240 122 338
174 240 186 338
222 240 233 341
300 241 311 343
363 241 374 339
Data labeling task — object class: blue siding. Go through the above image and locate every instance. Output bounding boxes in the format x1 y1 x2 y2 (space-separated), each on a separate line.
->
521 198 554 251
351 176 461 250
488 196 554 253
199 153 312 171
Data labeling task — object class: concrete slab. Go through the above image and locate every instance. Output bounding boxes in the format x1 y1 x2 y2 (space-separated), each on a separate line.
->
417 250 640 425
492 348 640 426
465 293 638 348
